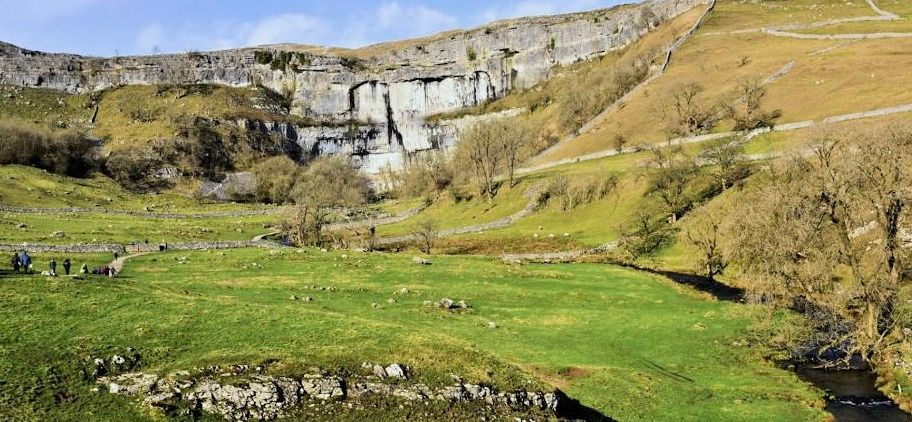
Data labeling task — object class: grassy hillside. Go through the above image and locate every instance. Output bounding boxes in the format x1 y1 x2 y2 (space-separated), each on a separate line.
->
0 249 824 421
0 165 268 212
534 0 912 163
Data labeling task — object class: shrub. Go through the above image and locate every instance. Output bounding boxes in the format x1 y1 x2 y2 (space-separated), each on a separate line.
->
250 155 302 204
544 174 618 211
0 119 99 177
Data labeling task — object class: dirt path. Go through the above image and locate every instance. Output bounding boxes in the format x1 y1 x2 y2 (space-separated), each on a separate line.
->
110 251 154 274
375 184 545 246
325 204 429 232
517 101 912 177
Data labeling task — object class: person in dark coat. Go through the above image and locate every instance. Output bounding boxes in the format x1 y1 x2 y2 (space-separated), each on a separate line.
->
11 254 20 273
63 258 71 275
49 259 57 276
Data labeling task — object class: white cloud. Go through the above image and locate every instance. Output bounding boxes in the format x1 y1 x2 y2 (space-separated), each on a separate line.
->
375 2 458 38
133 13 330 54
245 13 329 46
482 0 609 23
136 24 165 54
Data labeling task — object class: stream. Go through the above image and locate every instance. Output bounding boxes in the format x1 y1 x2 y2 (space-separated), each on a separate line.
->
793 364 910 421
655 270 911 421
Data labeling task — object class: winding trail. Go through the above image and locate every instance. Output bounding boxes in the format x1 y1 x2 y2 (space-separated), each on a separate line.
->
754 0 907 40
517 101 912 177
374 184 545 246
325 204 429 232
110 251 153 274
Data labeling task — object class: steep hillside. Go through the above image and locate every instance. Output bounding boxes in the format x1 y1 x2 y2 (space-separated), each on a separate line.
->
535 0 912 163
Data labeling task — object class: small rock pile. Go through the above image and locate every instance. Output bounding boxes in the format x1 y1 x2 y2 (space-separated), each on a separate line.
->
424 298 471 310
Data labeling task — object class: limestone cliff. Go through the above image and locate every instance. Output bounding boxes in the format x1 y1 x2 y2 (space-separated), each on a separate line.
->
0 0 706 171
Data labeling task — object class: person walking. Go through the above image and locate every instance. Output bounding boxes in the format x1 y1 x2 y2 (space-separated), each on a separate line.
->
113 251 119 261
49 259 57 276
63 258 71 276
11 254 20 273
20 251 31 274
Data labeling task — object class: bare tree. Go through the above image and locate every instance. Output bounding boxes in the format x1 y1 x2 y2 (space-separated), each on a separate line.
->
663 83 719 138
500 119 536 188
251 155 302 204
647 144 698 223
411 219 439 254
620 211 677 260
687 218 727 280
727 125 912 361
699 138 749 192
726 79 782 132
285 156 370 247
455 121 506 200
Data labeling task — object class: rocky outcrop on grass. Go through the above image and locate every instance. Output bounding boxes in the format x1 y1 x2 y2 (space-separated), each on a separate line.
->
97 365 567 421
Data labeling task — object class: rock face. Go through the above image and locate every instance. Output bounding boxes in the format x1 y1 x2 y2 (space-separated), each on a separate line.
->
0 0 706 170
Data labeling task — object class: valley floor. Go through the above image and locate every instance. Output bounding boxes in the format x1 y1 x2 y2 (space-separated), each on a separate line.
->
0 249 825 421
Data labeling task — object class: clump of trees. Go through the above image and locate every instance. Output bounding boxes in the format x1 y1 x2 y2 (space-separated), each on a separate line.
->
104 118 293 192
411 219 439 254
556 52 654 135
725 125 912 362
0 119 99 177
452 118 539 200
284 156 371 247
543 174 618 211
383 153 454 200
725 79 782 132
250 155 301 204
620 139 751 262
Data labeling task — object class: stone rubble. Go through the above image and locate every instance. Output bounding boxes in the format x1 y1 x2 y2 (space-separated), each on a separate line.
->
97 364 566 421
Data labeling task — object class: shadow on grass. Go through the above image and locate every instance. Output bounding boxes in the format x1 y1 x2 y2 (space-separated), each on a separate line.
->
653 270 745 302
556 390 617 421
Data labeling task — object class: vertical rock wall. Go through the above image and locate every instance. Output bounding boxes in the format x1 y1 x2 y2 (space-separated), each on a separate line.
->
0 0 708 171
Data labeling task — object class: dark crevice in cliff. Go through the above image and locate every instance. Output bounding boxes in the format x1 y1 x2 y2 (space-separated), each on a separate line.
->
348 80 379 114
383 90 404 151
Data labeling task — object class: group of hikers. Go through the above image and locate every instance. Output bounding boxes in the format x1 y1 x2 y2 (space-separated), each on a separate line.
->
10 250 117 278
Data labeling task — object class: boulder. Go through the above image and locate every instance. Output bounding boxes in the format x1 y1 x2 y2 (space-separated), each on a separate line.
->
300 375 344 400
384 364 409 379
105 373 160 396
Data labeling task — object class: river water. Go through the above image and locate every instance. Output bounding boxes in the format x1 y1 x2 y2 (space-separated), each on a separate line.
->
652 269 910 420
793 365 911 421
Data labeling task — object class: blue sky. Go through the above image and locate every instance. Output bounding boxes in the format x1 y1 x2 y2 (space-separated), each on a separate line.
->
0 0 628 57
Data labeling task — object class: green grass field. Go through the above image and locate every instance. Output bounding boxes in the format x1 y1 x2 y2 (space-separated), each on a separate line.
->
0 249 825 421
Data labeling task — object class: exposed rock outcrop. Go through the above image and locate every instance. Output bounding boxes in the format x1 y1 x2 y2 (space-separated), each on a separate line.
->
0 0 707 170
98 368 568 421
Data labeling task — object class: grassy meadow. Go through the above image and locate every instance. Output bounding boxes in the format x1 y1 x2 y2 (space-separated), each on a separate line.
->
0 249 826 421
